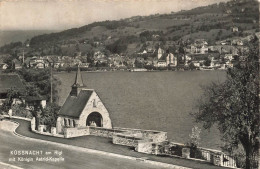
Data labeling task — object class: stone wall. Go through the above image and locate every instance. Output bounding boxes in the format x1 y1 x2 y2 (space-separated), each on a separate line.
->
112 134 142 148
89 126 167 143
89 127 124 138
113 127 167 142
38 125 47 132
136 141 153 154
64 127 90 138
31 117 36 131
56 116 79 134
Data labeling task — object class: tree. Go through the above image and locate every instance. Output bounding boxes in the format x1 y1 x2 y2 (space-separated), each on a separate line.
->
203 58 211 66
189 63 196 70
17 68 60 103
186 126 201 158
178 42 185 54
40 103 60 131
193 39 259 169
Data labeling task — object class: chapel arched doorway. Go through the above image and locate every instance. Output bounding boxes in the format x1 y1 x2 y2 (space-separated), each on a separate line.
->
86 112 103 127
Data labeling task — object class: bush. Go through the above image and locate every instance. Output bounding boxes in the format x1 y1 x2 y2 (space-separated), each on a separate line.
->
169 145 183 156
12 104 32 118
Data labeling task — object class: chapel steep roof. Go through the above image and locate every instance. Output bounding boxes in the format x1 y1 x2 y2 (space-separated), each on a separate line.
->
59 89 94 118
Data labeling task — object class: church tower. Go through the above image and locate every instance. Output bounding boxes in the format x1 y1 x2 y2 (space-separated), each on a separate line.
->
70 66 86 97
158 46 163 60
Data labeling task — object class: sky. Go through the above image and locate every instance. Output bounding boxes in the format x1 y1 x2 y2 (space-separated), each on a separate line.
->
0 0 229 31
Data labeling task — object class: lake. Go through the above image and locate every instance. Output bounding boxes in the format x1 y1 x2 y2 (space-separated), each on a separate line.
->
56 70 226 150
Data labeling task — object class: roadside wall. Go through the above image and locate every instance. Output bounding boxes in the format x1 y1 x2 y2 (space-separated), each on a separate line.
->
113 127 167 142
112 134 142 148
89 127 125 138
64 127 90 138
136 141 153 154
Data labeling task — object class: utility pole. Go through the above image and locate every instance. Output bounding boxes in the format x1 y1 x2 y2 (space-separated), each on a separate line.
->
22 46 25 64
50 63 53 103
47 60 53 103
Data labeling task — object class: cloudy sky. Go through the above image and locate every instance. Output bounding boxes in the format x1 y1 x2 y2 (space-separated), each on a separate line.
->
0 0 228 30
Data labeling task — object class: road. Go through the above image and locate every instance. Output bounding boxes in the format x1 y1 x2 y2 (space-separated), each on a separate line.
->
0 120 172 169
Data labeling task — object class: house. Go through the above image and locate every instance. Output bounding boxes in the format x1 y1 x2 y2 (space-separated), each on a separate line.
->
210 57 221 68
232 27 238 32
29 57 49 69
0 74 47 109
144 57 154 66
192 61 201 67
24 57 32 68
79 63 90 68
54 61 65 68
226 60 233 68
12 59 22 69
224 54 233 61
126 58 136 68
0 63 8 70
142 50 147 54
166 53 177 67
146 47 155 53
185 55 192 61
157 60 167 67
190 39 208 54
72 59 82 66
231 39 243 46
0 74 26 105
94 51 105 59
226 9 232 14
56 66 112 133
24 96 47 110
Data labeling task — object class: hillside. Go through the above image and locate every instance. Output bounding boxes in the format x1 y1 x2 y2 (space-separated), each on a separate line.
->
0 30 60 47
0 0 258 57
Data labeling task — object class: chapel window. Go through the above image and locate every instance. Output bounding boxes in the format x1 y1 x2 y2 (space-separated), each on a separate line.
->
93 99 97 107
64 118 66 126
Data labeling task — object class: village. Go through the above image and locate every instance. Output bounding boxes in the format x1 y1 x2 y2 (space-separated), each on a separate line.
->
1 27 258 72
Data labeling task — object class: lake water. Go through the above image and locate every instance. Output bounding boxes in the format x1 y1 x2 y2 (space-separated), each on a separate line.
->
56 70 226 150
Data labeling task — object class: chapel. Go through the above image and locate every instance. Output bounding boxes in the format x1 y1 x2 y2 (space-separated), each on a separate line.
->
56 66 112 133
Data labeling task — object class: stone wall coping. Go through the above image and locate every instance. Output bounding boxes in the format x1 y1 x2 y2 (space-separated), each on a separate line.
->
137 139 153 143
4 115 31 121
169 142 185 146
196 147 223 154
151 141 170 146
113 134 144 140
115 133 143 138
169 142 223 154
89 126 125 133
113 127 166 134
65 127 79 130
32 129 64 138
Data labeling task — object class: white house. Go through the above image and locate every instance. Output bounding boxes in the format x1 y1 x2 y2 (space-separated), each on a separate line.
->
232 27 238 32
192 61 201 67
224 54 233 61
0 63 8 70
166 53 177 67
157 60 167 67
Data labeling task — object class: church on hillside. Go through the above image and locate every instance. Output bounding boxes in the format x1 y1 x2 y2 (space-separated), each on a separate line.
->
56 67 112 134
